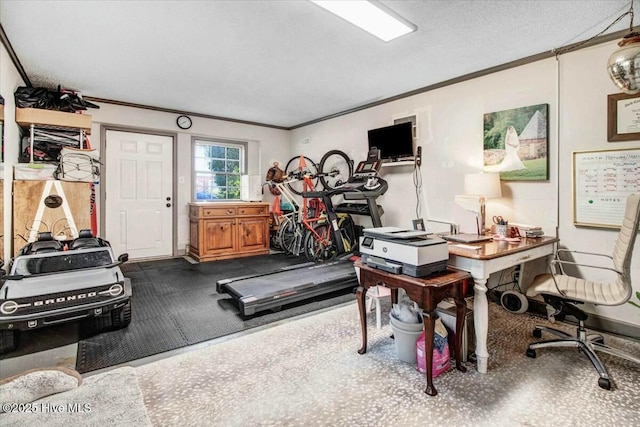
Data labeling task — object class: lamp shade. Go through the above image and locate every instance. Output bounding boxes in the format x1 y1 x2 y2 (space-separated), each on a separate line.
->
607 34 640 94
464 172 502 199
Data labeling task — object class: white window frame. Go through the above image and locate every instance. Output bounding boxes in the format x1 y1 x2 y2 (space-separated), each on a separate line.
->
192 137 248 202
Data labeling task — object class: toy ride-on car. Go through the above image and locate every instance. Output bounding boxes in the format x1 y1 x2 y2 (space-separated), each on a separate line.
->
0 230 131 354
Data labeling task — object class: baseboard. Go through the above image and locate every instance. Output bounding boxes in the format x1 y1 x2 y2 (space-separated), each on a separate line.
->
583 313 640 342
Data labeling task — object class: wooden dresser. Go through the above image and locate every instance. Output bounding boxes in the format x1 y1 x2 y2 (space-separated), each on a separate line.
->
188 202 270 262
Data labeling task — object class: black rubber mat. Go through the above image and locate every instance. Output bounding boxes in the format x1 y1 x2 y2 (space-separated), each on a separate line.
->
76 253 355 373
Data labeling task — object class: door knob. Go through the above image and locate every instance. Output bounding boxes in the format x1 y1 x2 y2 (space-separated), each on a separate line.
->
166 197 171 201
166 203 172 207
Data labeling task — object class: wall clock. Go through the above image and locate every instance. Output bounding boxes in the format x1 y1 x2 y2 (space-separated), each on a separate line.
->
176 115 192 130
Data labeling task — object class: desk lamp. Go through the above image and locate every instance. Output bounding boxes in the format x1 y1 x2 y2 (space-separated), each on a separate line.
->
454 172 502 235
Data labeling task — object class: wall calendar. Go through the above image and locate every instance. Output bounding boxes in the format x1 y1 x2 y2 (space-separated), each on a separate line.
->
573 148 640 228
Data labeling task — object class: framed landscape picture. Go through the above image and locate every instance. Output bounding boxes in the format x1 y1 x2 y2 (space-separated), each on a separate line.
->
483 104 549 181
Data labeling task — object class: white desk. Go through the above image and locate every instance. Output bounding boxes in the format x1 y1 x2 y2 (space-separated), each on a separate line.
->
447 236 558 374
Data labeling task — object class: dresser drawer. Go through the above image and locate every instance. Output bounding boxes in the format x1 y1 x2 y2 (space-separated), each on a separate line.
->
203 207 237 217
238 205 268 216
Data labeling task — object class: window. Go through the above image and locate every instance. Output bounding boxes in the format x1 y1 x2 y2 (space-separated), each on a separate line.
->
193 138 247 201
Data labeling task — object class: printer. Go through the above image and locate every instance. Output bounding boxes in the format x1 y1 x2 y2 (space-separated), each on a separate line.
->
359 227 449 277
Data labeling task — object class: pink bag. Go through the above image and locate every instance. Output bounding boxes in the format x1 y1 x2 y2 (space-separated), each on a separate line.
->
416 319 451 378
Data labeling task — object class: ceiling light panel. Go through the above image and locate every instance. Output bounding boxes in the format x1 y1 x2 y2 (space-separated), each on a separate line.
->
311 0 417 42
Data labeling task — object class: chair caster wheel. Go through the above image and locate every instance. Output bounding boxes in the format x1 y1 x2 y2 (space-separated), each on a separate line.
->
526 348 536 358
598 377 611 390
533 328 542 339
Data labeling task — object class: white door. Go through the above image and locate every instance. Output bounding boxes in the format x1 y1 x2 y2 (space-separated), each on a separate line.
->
105 130 173 259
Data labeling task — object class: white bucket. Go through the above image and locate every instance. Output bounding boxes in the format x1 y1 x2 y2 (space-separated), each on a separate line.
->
389 315 423 364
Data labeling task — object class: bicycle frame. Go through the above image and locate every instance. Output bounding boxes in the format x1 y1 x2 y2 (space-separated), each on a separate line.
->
303 189 347 255
269 175 325 256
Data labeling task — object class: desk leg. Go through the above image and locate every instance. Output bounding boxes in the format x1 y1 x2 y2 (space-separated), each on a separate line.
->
473 277 489 374
356 286 368 355
421 310 437 396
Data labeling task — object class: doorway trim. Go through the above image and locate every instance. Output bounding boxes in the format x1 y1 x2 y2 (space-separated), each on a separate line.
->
99 124 178 258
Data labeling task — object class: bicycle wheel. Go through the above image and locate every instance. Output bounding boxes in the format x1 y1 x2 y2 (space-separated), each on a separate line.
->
303 222 338 262
319 150 353 190
272 215 289 251
276 216 298 254
284 155 319 195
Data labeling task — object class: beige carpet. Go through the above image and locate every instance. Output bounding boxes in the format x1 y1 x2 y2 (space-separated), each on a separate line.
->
136 301 640 426
1 367 151 426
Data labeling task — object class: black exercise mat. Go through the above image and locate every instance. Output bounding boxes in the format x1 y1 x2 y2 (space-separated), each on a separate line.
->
76 254 356 373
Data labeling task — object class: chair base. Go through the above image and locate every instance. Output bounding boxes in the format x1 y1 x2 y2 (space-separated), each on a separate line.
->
526 321 640 390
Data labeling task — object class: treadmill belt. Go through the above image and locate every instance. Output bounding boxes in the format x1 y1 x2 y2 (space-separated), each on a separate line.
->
226 261 355 296
222 260 358 315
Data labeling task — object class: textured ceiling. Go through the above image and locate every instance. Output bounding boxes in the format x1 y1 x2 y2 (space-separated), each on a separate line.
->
0 0 634 128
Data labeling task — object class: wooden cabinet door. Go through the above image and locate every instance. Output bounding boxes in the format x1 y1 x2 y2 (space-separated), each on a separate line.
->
203 218 236 255
238 216 269 253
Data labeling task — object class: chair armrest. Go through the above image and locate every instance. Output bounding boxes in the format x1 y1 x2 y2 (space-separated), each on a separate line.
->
551 259 624 275
556 249 613 260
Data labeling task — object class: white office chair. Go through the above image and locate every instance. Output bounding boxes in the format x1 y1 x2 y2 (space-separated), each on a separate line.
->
525 194 640 390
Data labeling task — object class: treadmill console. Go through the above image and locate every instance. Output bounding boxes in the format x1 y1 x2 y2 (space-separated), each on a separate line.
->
352 159 382 181
335 151 387 228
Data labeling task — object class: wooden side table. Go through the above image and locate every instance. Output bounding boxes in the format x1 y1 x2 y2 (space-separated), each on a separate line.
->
355 261 471 396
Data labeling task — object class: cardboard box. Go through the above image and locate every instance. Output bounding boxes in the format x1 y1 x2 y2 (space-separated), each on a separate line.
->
16 108 92 134
436 297 475 362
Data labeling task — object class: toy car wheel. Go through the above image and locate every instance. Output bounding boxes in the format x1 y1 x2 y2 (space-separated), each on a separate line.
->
112 301 132 329
0 329 19 354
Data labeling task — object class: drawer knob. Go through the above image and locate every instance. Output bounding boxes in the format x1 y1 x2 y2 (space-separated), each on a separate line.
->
227 209 233 214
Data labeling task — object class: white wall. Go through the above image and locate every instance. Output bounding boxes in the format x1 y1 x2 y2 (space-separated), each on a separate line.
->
0 42 26 263
559 41 640 324
291 58 558 234
89 103 289 253
291 40 639 326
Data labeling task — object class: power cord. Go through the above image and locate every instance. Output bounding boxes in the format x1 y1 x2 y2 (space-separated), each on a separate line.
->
413 150 422 218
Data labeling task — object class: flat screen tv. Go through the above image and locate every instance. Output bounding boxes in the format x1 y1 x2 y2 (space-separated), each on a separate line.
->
367 122 414 161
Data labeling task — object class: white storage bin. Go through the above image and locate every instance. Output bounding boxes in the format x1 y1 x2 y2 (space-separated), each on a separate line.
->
14 163 58 180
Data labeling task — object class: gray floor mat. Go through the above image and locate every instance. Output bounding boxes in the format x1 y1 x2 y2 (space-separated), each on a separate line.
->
75 254 355 373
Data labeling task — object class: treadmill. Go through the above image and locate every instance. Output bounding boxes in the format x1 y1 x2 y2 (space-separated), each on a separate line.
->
217 156 388 316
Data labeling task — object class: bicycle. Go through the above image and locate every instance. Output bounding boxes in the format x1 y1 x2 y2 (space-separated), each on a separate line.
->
274 150 355 261
271 176 322 257
283 150 353 195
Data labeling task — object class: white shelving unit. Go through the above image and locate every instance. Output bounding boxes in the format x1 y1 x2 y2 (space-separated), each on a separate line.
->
381 159 415 167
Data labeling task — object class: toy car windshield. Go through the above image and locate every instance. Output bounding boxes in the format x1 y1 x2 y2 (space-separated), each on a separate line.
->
12 250 114 276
